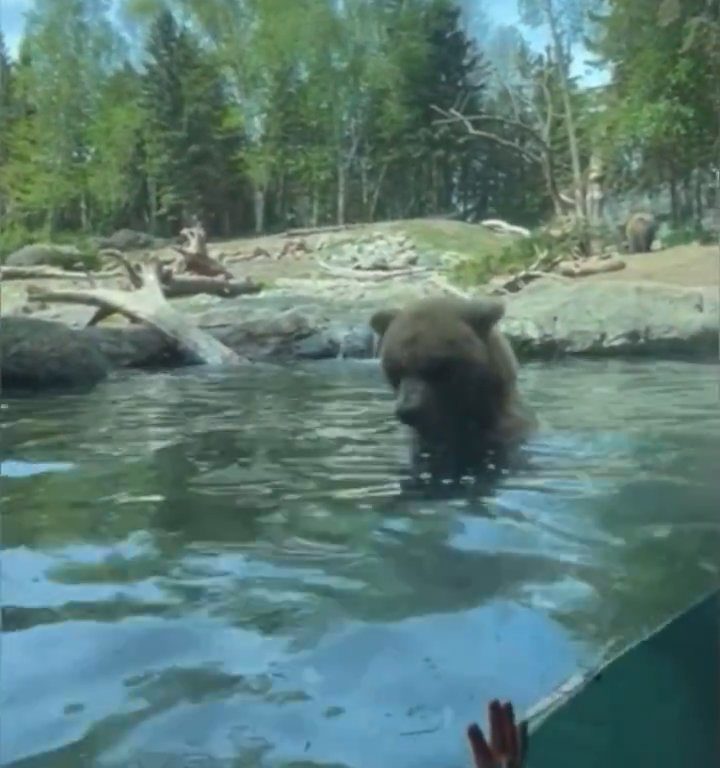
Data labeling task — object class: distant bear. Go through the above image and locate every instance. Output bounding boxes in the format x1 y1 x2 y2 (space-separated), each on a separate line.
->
370 296 537 481
625 212 657 253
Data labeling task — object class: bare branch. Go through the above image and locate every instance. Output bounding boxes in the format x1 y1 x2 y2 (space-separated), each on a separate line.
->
317 260 431 281
27 260 242 366
430 106 543 164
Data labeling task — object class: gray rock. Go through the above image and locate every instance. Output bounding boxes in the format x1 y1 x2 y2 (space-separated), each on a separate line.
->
5 243 85 269
502 279 719 360
1 317 110 392
93 228 164 252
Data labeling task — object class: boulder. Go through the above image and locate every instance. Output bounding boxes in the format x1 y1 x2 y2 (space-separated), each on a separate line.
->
502 279 719 360
5 243 85 269
1 317 110 392
93 228 164 252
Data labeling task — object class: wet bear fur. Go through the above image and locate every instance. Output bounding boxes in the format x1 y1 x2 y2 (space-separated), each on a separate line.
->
370 296 537 481
625 212 657 253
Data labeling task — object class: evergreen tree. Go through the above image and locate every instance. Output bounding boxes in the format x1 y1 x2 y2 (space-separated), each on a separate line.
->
140 9 241 234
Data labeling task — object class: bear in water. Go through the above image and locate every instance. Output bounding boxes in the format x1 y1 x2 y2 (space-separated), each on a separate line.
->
370 296 537 482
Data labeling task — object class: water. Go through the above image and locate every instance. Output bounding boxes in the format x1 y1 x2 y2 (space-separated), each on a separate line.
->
2 358 719 768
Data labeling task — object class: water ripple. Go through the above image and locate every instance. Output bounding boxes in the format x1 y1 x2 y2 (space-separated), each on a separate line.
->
2 358 719 768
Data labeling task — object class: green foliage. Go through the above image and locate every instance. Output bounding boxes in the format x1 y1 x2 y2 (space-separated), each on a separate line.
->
449 232 546 287
590 0 718 222
662 225 717 248
3 0 713 244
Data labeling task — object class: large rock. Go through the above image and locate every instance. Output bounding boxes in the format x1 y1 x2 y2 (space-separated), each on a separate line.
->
1 307 375 396
1 317 110 392
502 279 719 360
5 243 85 269
93 228 165 252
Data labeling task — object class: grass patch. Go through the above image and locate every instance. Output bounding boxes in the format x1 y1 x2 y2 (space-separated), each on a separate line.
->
394 218 509 261
389 218 559 288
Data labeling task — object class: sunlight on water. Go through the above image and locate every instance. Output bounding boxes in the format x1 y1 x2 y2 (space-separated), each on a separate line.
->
2 358 719 768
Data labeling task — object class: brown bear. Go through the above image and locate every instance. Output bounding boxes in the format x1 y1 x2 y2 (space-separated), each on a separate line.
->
625 212 657 253
370 296 537 481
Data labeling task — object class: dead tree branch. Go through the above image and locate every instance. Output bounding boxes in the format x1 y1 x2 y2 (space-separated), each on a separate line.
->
1 266 121 281
317 260 431 281
172 223 233 279
26 259 241 367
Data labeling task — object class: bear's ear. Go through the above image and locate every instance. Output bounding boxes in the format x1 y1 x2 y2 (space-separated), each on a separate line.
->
369 308 399 339
460 298 505 338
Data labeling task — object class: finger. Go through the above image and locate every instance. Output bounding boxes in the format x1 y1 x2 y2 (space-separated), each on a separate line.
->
516 719 529 767
467 723 495 767
489 699 507 754
502 701 519 758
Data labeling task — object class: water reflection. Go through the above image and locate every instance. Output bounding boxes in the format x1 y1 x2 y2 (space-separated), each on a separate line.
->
2 358 719 767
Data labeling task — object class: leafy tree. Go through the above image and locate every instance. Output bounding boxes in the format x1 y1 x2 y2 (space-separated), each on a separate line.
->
1 0 121 232
590 0 718 224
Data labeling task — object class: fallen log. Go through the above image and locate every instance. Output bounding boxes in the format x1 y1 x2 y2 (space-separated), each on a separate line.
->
163 275 263 299
283 223 366 238
73 251 262 326
556 256 626 277
427 273 473 298
479 219 531 238
26 259 241 367
1 265 121 281
317 259 431 281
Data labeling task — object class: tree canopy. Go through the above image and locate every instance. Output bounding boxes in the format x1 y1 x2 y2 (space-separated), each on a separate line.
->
0 0 716 246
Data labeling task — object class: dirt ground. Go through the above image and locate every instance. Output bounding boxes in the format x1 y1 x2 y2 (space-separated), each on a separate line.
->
2 222 717 320
210 223 719 289
590 242 718 288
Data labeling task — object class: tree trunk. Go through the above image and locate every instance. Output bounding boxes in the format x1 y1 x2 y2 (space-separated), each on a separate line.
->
311 186 319 228
80 194 89 232
369 163 388 222
253 185 266 234
586 150 605 228
360 159 369 214
669 166 679 226
545 0 585 220
693 169 704 228
337 158 347 226
147 175 158 233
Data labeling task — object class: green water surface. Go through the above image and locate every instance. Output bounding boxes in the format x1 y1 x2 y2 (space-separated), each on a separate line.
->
2 358 719 768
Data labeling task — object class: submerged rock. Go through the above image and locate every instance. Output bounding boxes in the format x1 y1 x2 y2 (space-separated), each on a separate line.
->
502 279 719 360
1 317 110 392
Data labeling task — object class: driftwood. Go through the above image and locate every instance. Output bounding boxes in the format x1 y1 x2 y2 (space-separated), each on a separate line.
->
163 275 262 299
1 265 121 281
479 219 532 238
317 259 431 281
427 273 473 298
283 223 366 238
172 223 233 279
224 246 273 263
556 256 626 277
487 248 565 294
26 258 241 367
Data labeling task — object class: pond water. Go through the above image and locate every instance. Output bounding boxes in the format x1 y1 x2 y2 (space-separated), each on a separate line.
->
2 358 720 768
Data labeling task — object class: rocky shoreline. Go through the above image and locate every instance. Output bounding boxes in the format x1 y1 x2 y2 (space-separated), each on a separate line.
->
2 273 717 393
2 224 718 392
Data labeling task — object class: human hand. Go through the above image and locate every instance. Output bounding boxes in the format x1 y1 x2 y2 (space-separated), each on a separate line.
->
466 699 528 768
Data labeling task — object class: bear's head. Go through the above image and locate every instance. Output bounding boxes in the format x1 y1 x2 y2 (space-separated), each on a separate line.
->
370 297 516 453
